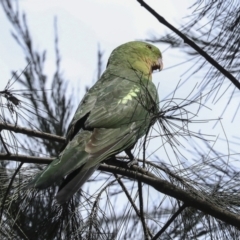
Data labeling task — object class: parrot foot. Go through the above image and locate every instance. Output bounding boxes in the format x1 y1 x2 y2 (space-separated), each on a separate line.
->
125 149 138 167
127 159 138 167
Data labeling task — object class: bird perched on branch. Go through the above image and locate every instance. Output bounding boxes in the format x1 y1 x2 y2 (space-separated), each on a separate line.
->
28 41 163 204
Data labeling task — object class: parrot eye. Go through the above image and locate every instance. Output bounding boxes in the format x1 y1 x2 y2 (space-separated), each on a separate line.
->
146 44 152 50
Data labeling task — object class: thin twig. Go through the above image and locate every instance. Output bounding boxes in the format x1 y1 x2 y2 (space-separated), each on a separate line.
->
100 164 240 229
114 174 153 238
0 132 10 154
137 0 240 90
0 162 23 223
114 174 139 214
152 203 187 239
138 180 149 239
0 122 65 143
0 153 53 164
142 125 151 169
87 179 117 240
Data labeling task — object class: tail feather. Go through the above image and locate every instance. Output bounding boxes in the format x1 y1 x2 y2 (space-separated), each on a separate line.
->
28 130 92 190
56 165 98 204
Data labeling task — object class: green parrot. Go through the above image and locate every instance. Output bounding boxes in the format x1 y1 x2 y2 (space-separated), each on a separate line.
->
29 41 163 204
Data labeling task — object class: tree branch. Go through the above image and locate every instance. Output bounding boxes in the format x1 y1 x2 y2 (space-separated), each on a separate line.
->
0 153 53 164
1 153 240 229
100 164 240 229
138 180 149 239
152 203 187 239
137 0 240 90
0 122 65 143
0 162 23 224
114 174 153 238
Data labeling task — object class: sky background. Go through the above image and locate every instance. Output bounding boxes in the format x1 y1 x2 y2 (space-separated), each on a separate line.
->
0 0 238 166
0 0 192 92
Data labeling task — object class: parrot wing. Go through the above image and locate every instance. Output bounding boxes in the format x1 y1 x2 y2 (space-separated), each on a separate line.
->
29 69 159 204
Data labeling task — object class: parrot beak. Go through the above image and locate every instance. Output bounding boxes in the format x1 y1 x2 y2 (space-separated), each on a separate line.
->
152 58 163 72
158 58 163 71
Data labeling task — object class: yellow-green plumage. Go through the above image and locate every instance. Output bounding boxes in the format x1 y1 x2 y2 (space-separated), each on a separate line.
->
28 41 163 204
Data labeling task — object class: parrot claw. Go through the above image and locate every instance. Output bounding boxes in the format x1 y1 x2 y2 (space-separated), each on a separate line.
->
125 148 137 167
127 159 138 168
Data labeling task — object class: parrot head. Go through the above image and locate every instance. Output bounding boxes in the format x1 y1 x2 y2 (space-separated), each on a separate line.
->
107 41 163 78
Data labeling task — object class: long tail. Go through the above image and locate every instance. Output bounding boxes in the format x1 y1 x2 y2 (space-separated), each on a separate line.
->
28 130 92 190
56 165 98 204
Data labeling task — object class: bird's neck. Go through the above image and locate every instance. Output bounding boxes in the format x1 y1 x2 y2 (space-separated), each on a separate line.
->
106 64 152 81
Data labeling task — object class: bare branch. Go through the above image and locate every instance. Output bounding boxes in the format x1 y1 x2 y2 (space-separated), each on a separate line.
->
0 153 53 164
0 122 65 143
0 162 23 224
137 0 240 90
138 180 149 239
100 164 240 229
114 173 153 238
152 203 187 239
1 152 240 229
